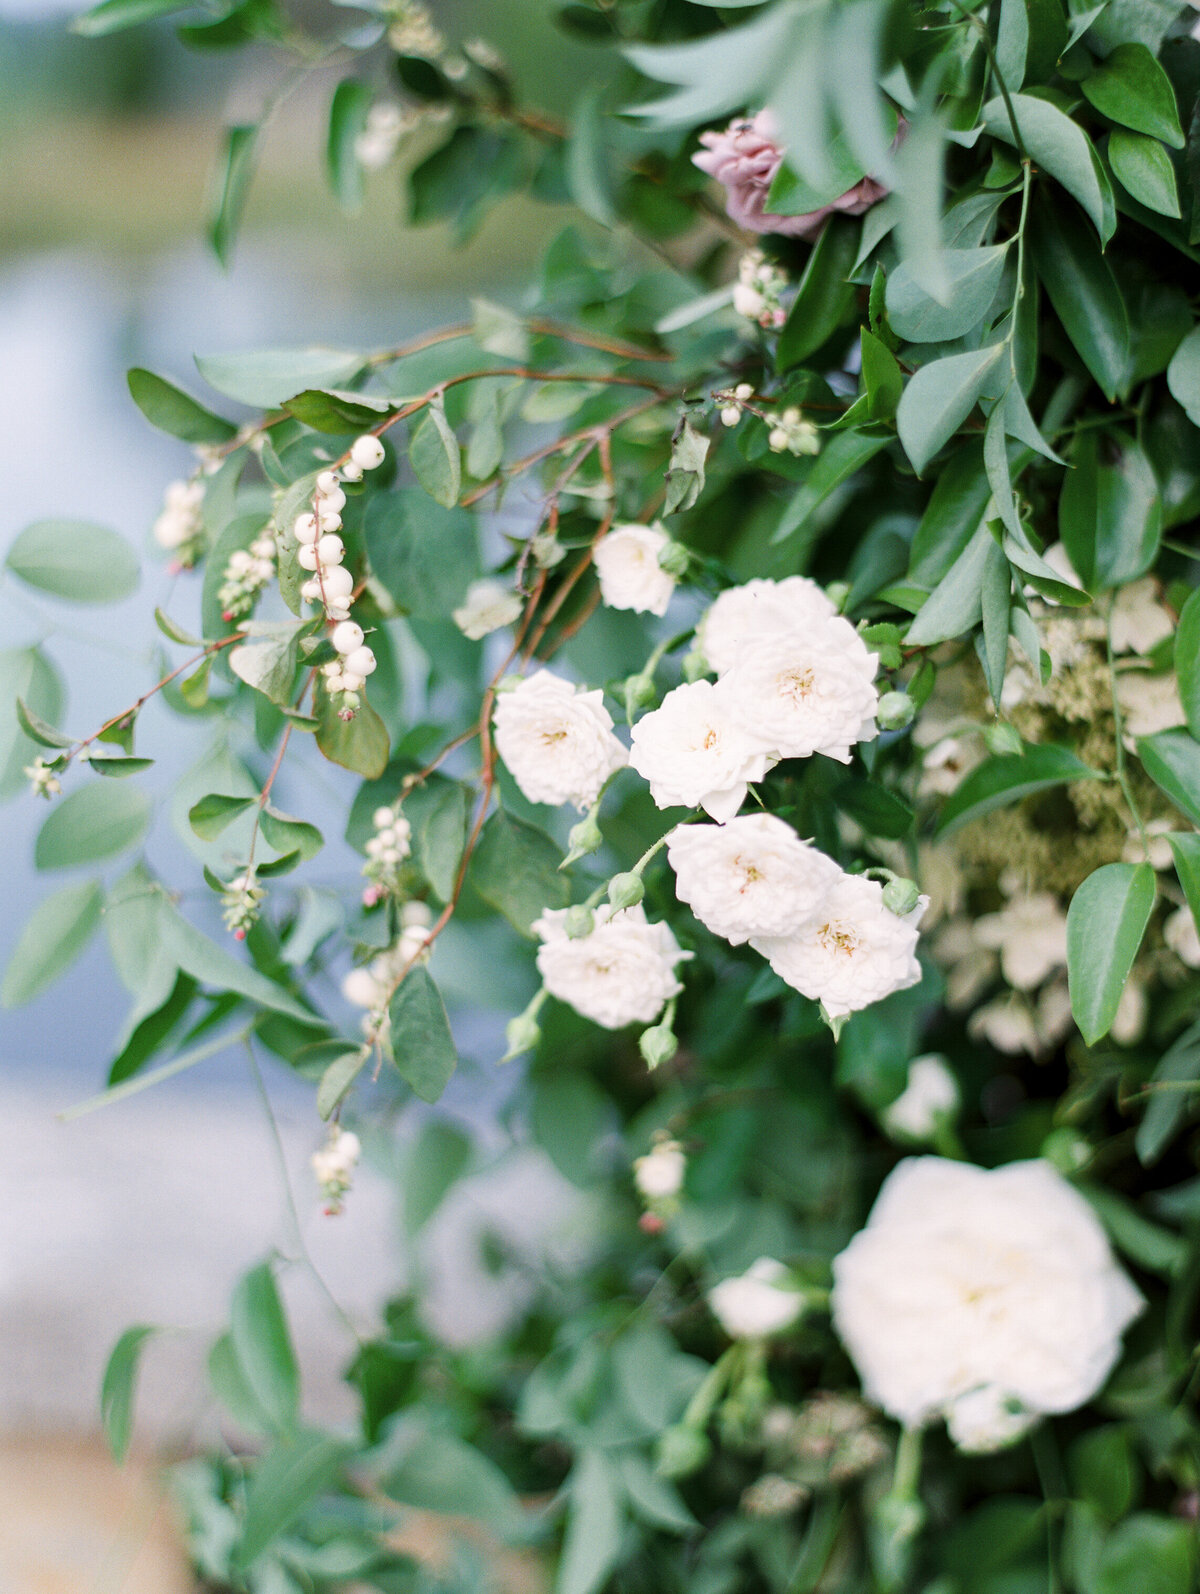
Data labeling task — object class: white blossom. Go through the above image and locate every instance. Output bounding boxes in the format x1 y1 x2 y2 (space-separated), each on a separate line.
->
831 1158 1144 1446
1116 669 1185 740
534 903 690 1030
453 578 523 640
493 670 627 810
699 576 837 676
153 479 204 550
1165 905 1200 969
665 814 840 944
974 893 1068 991
720 617 879 764
1110 578 1174 656
882 1055 960 1143
634 1137 686 1200
751 875 924 1019
629 680 772 822
593 522 677 616
968 991 1041 1055
709 1258 804 1339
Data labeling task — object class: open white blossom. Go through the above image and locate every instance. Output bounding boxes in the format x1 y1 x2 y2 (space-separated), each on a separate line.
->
629 680 772 822
1110 578 1175 656
594 522 676 616
831 1158 1144 1447
720 617 879 764
699 577 837 676
752 875 924 1019
634 1137 686 1200
493 670 627 810
974 893 1068 990
453 578 523 640
666 814 840 944
1165 905 1200 969
709 1258 804 1339
882 1055 959 1143
534 903 690 1030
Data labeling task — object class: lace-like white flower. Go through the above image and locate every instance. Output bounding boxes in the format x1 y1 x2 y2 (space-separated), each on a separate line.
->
666 814 840 944
831 1158 1144 1446
881 1055 960 1143
533 903 690 1029
453 578 523 640
493 670 627 810
594 522 676 616
629 680 772 822
719 617 879 765
752 875 924 1018
709 1258 804 1339
974 893 1068 991
699 576 837 675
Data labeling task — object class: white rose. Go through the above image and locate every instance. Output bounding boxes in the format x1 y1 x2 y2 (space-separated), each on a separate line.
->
1165 905 1200 969
629 680 772 822
974 893 1068 991
634 1137 686 1200
699 576 837 676
751 874 924 1019
945 1385 1038 1454
1110 578 1174 656
453 578 524 640
881 1055 960 1143
830 1158 1144 1445
666 814 840 944
533 903 690 1029
709 1258 804 1339
719 617 879 764
1115 670 1185 740
493 670 627 810
593 522 676 616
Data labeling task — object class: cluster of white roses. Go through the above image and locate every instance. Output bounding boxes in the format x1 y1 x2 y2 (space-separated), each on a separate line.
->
218 531 276 623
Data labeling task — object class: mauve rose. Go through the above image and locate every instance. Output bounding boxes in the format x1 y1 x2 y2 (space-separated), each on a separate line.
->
693 110 888 239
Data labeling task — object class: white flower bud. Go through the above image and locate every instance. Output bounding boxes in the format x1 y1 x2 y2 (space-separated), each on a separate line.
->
350 434 385 470
317 534 345 567
340 671 365 692
877 691 916 731
344 646 377 676
634 1137 686 1200
768 427 789 452
332 621 365 655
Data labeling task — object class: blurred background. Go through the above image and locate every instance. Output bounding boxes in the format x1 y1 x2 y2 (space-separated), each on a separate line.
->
0 4 603 1584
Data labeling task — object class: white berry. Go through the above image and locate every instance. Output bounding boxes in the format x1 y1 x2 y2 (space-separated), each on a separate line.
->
317 534 344 567
316 470 341 494
294 513 319 544
373 806 396 829
332 620 365 655
321 566 353 600
298 545 320 571
340 671 365 692
344 645 376 676
350 435 385 470
317 485 346 513
341 461 363 482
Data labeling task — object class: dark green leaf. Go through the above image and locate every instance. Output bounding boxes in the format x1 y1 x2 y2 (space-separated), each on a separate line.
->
897 345 1005 476
90 756 155 778
1058 431 1162 589
1082 43 1185 148
315 694 390 779
282 388 391 433
1138 729 1200 826
777 214 858 370
886 245 1009 344
230 1262 299 1435
326 79 372 211
936 744 1103 835
860 328 903 421
364 489 478 619
983 92 1112 240
908 441 991 584
260 805 323 860
405 777 469 903
1028 194 1129 402
1109 129 1181 217
1094 1514 1196 1594
35 781 151 870
7 520 140 604
471 810 568 935
316 1050 368 1120
1069 1425 1139 1523
772 430 890 543
387 966 457 1103
1167 325 1200 429
980 536 1012 706
1136 1017 1200 1166
1067 862 1156 1045
127 368 236 444
189 792 256 840
101 1324 156 1464
2 878 104 1006
1168 832 1200 932
208 123 258 268
905 524 993 646
234 1431 348 1568
256 849 301 879
833 776 914 838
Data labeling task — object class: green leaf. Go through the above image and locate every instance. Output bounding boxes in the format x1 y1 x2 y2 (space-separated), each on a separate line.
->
860 328 903 421
315 1050 367 1120
1109 129 1181 217
1168 832 1200 932
905 524 993 646
228 624 301 706
208 1331 275 1434
566 85 616 227
776 214 858 370
409 400 462 508
1058 431 1162 590
1028 194 1129 402
1136 1017 1200 1166
326 78 372 211
1069 1425 1139 1523
772 431 890 544
471 810 568 935
1082 1184 1187 1277
189 792 256 840
1 648 64 798
979 536 1012 707
1094 1514 1196 1594
196 347 365 408
1177 589 1200 740
1082 43 1185 148
234 1431 348 1568
364 489 478 619
664 417 710 516
154 607 201 646
405 777 469 903
1138 730 1200 826
208 123 258 268
897 345 1005 476
156 896 315 1022
90 756 155 778
403 1119 471 1235
176 0 283 49
558 1450 624 1594
936 744 1103 836
908 441 991 584
1067 862 1155 1045
230 1262 299 1435
387 966 457 1103
16 697 72 749
2 878 104 1006
101 1324 156 1464
982 93 1112 240
833 776 914 838
260 805 323 860
6 520 140 604
127 368 236 444
282 388 391 433
35 781 151 870
72 0 189 34
886 245 1009 344
1166 325 1200 430
531 1070 610 1185
315 694 389 779
381 1428 526 1540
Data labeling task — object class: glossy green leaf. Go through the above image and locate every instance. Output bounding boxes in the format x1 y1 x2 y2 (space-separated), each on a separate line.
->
1177 591 1200 741
282 388 390 434
908 441 990 584
387 966 457 1104
316 1050 367 1120
7 520 139 604
1058 431 1162 590
189 792 255 840
1094 1514 1196 1594
364 489 478 619
154 607 201 646
127 368 236 444
897 345 1005 476
936 743 1102 835
982 93 1112 240
1166 325 1200 429
229 1262 299 1435
566 85 616 227
326 78 372 211
234 1431 348 1568
886 245 1009 344
772 430 890 543
1109 129 1181 217
2 878 104 1006
101 1324 156 1464
315 694 389 780
776 214 858 369
905 524 993 646
90 756 155 778
471 810 568 935
409 400 462 508
1028 194 1129 402
405 776 469 903
1168 832 1200 930
208 123 258 268
1067 862 1155 1045
1138 730 1200 826
860 327 903 421
35 781 151 870
1136 1016 1200 1166
1082 43 1185 148
195 347 365 408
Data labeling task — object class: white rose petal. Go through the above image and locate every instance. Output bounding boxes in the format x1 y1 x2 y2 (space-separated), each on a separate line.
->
534 903 690 1030
945 1385 1038 1454
629 679 772 822
709 1258 804 1339
881 1054 960 1143
453 578 524 640
974 893 1068 991
593 522 676 616
700 576 837 675
752 874 924 1019
666 814 840 944
720 617 879 764
493 670 627 810
831 1158 1144 1444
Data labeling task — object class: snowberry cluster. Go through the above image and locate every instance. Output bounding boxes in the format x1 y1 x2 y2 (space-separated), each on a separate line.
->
24 755 62 799
767 407 820 456
719 383 756 428
354 101 415 170
312 1126 361 1216
152 478 205 562
362 803 413 904
733 250 788 329
222 867 265 939
385 0 443 55
218 532 276 622
342 902 435 1041
321 621 378 720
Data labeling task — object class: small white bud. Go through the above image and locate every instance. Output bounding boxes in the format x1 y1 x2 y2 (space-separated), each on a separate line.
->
301 578 323 602
374 805 396 829
350 434 385 470
332 620 365 654
768 427 789 452
344 645 376 676
228 549 253 574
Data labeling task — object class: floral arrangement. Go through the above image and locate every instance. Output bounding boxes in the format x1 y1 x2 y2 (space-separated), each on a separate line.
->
8 0 1200 1589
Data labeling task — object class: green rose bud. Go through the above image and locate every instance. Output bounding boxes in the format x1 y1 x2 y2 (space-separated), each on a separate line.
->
657 539 690 579
656 1424 711 1479
563 810 604 866
1041 1127 1092 1176
984 720 1023 756
502 1009 542 1062
881 876 921 916
562 905 595 940
639 1020 678 1071
608 871 645 910
681 648 709 683
624 672 657 717
877 691 915 731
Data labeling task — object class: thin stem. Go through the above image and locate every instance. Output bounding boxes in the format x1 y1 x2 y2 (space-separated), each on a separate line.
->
945 0 1026 157
891 1424 925 1500
1105 602 1151 860
59 1027 251 1121
74 632 245 755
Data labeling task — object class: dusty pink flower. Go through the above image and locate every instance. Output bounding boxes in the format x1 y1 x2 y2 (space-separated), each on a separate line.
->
693 110 888 240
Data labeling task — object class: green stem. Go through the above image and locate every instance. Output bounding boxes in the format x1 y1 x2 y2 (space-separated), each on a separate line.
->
892 1424 925 1501
945 0 1026 158
58 1028 251 1120
1105 602 1151 860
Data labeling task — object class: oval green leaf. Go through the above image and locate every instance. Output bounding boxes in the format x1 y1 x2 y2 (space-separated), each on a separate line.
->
2 878 104 1006
1138 730 1200 826
101 1324 156 1464
35 781 151 870
127 368 237 444
936 743 1102 836
387 965 457 1104
7 520 140 604
1067 862 1156 1046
